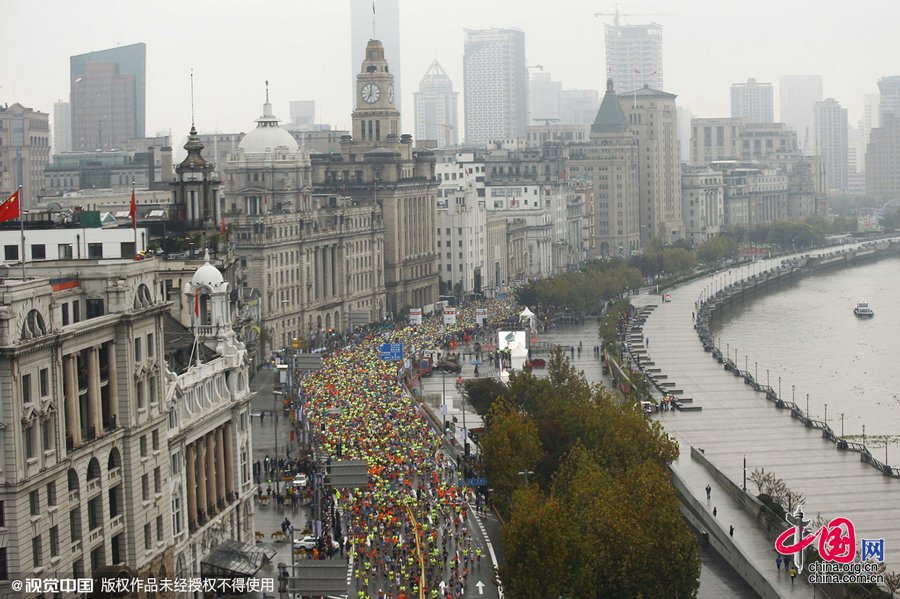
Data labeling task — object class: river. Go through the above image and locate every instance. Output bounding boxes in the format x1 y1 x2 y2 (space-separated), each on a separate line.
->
709 255 900 441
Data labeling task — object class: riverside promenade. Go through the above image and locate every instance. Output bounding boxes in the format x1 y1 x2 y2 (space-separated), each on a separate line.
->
629 250 900 597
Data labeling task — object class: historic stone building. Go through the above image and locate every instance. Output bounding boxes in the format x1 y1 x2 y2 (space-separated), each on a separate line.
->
310 39 438 317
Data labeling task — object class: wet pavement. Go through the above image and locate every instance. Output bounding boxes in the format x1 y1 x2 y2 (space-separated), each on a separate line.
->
627 263 900 595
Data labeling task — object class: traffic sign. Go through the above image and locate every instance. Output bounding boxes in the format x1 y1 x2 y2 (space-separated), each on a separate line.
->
467 478 488 487
379 343 403 360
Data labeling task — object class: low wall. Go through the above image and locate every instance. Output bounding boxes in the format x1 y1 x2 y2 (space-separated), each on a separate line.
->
670 457 783 599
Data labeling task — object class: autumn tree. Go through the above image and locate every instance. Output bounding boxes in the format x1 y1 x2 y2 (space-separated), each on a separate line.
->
480 398 543 517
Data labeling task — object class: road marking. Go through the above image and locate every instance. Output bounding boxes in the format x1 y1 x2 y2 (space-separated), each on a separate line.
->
476 580 485 595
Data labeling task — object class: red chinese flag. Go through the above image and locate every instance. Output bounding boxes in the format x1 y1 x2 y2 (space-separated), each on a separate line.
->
0 190 20 223
129 189 136 229
221 216 226 237
194 290 200 316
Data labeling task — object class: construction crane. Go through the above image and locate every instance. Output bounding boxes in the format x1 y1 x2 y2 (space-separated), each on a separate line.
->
527 65 544 72
594 3 675 26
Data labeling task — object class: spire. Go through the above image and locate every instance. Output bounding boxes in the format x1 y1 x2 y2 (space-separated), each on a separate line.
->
263 81 273 119
592 79 629 134
190 68 195 128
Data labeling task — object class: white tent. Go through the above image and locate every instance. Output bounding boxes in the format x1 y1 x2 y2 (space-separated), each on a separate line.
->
519 307 536 333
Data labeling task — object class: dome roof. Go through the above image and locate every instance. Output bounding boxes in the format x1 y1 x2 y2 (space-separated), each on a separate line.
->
191 251 224 289
238 100 299 155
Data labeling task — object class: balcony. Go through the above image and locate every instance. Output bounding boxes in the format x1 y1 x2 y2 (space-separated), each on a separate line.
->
109 514 123 530
70 539 82 554
85 477 100 494
68 489 79 504
88 527 103 545
107 467 121 483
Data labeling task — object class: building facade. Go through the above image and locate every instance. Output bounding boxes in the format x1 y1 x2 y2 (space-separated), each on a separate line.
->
605 23 663 94
568 80 640 258
620 86 682 244
877 76 900 123
730 78 774 123
559 89 600 127
681 166 724 246
529 72 562 123
713 163 788 226
414 60 459 148
0 259 173 592
0 103 50 207
463 28 528 145
70 43 146 153
815 98 849 193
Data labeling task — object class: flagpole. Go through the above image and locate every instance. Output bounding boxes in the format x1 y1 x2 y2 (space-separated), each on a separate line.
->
19 185 25 281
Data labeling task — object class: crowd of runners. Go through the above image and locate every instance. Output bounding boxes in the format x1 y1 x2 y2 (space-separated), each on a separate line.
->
297 299 518 597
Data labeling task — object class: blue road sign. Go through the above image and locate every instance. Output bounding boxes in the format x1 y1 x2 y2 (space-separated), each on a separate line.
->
467 478 487 487
379 343 403 361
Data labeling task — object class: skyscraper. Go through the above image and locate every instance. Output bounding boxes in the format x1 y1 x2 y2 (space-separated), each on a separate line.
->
731 78 774 123
559 89 600 126
463 28 528 145
53 101 71 154
815 98 848 192
70 42 146 152
877 76 900 122
414 60 458 147
779 74 823 155
605 23 663 93
351 0 400 111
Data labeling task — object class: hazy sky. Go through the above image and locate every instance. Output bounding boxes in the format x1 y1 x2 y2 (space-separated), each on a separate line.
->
2 0 898 143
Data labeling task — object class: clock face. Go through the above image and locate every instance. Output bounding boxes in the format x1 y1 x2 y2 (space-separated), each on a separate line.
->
387 84 394 104
362 83 381 104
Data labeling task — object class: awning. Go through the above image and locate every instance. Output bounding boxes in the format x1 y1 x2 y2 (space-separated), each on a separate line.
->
147 209 166 218
200 540 276 578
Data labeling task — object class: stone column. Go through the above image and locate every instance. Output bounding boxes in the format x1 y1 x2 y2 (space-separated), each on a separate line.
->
223 421 235 499
196 439 207 522
64 354 81 447
106 341 119 430
186 443 197 527
322 246 329 301
215 427 226 506
86 346 101 439
206 433 217 515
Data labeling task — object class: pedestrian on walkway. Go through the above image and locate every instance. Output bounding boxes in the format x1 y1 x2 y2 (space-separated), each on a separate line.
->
776 554 782 571
646 337 650 348
790 565 797 585
729 525 734 537
713 506 717 517
706 484 711 500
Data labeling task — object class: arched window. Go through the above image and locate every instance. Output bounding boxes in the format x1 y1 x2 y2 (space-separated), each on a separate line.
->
107 447 122 471
86 457 101 481
22 309 47 340
68 468 79 492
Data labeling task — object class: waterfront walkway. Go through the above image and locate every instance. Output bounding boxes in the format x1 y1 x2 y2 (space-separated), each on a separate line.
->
631 263 900 594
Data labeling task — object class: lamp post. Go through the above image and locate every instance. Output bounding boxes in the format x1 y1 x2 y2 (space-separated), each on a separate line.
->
841 413 844 438
273 387 284 494
767 369 770 388
778 376 781 399
863 424 866 450
518 470 534 485
824 403 828 428
792 384 795 405
806 393 809 420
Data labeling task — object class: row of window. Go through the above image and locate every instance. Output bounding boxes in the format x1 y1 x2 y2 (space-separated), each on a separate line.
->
3 242 135 262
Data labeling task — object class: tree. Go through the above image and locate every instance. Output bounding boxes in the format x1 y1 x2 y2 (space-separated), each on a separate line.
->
480 399 544 517
501 486 568 599
463 377 512 416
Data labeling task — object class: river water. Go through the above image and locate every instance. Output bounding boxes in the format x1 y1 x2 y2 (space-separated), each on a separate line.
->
709 255 900 441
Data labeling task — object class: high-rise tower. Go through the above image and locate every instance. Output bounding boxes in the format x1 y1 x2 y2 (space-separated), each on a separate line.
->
779 74 823 155
463 28 528 145
70 43 146 152
731 78 774 123
414 60 459 147
605 23 663 93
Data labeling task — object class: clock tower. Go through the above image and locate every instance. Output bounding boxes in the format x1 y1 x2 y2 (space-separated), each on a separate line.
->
352 39 400 149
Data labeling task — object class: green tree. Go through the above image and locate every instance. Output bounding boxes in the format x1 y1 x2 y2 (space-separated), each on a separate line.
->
463 377 512 416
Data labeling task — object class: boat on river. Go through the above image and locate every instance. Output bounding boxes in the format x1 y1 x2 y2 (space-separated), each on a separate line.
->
854 300 874 317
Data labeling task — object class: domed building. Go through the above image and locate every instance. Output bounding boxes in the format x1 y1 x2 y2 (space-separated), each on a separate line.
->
223 84 311 217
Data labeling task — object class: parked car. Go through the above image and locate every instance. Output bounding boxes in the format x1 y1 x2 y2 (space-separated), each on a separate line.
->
292 473 308 488
293 535 340 551
527 358 546 368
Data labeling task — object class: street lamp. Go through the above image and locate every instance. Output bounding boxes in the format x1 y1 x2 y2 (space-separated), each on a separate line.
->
806 393 809 420
518 470 534 485
824 403 827 428
841 413 844 438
